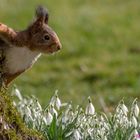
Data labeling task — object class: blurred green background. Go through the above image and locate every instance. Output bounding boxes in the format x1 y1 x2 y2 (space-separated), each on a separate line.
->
0 0 140 111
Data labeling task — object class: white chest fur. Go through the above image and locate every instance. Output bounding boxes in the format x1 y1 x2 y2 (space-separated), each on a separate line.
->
4 46 41 74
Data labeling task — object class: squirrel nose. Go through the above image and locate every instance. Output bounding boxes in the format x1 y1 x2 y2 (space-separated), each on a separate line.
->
56 42 62 50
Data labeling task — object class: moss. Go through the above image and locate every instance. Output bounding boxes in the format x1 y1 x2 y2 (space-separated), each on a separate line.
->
0 90 45 140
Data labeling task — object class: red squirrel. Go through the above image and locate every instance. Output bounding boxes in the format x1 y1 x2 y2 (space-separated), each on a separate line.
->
0 6 62 86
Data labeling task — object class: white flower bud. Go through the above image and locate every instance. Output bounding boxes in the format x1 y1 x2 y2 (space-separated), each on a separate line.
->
13 101 16 106
62 114 68 124
26 106 31 116
55 96 61 110
134 129 139 135
50 105 58 117
3 123 9 130
50 90 59 106
134 104 139 117
73 129 81 140
121 104 128 115
131 116 138 128
44 110 53 125
36 101 42 111
33 112 39 119
85 97 95 115
50 96 56 106
12 88 22 100
104 136 107 140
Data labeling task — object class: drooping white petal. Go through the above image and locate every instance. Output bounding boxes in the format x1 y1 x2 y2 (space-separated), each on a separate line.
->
55 96 61 110
50 90 59 106
73 129 81 140
134 104 139 117
26 106 32 116
36 100 42 111
50 96 56 106
131 116 138 128
121 104 128 115
45 111 53 125
3 123 9 130
62 114 68 124
85 97 95 115
50 105 58 117
85 102 95 115
12 88 22 100
13 101 16 106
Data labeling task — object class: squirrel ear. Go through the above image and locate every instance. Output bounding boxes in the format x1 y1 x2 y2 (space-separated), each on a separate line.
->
28 6 49 35
36 5 49 24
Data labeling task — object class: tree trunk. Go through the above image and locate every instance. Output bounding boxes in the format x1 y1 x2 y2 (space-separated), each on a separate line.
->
0 47 44 140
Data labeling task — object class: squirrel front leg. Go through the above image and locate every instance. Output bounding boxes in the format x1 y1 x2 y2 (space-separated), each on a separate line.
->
0 23 17 45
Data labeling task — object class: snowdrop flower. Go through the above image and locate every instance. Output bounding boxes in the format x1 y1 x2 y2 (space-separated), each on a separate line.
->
3 123 9 130
134 104 139 117
36 100 42 111
134 129 139 135
104 136 108 140
63 108 74 124
61 102 68 107
24 106 34 121
68 108 74 118
26 106 32 116
50 90 62 110
131 116 138 128
104 122 110 131
50 105 58 117
73 129 81 140
55 95 61 110
62 114 68 124
50 90 61 110
44 110 53 125
121 103 128 115
134 129 140 140
34 111 41 118
87 128 92 136
13 101 16 106
50 90 59 105
85 97 95 115
97 129 102 136
22 98 27 105
12 88 22 100
28 99 33 105
50 95 56 106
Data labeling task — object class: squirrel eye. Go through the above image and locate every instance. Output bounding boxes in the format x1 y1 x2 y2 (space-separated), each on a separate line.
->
44 34 50 40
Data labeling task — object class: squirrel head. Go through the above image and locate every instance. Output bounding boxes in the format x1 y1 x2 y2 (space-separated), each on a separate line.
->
27 6 62 54
0 6 62 54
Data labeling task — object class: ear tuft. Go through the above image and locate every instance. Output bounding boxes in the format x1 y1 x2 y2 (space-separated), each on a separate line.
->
36 5 49 24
